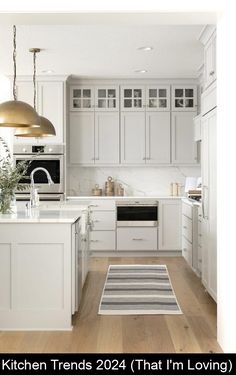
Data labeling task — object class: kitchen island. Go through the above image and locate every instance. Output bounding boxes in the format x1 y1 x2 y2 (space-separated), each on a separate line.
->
0 205 88 330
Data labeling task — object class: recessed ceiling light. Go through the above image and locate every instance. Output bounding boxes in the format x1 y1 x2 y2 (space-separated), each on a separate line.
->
137 46 153 51
41 69 54 74
134 69 147 73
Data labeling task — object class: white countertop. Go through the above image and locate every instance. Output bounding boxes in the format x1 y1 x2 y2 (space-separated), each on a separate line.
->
0 205 88 224
67 195 184 200
182 197 202 207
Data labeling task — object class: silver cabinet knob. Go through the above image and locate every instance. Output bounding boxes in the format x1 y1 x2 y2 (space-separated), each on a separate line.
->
210 70 215 76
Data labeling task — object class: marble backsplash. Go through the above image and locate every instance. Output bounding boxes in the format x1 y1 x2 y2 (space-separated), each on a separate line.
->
67 166 201 197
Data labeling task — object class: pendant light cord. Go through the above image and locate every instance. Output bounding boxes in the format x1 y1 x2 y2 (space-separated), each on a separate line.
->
13 25 17 101
33 50 36 110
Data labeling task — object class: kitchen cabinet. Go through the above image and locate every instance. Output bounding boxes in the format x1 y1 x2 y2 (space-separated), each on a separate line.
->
89 199 116 252
204 32 216 89
95 86 119 111
158 200 182 251
201 107 217 301
171 111 198 164
15 79 65 144
69 112 119 165
70 86 94 111
121 111 170 165
121 112 146 164
146 85 170 111
171 85 197 111
69 112 95 164
194 114 201 142
117 227 158 251
120 86 145 111
70 85 119 111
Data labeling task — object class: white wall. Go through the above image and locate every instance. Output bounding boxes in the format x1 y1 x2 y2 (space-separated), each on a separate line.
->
67 166 200 196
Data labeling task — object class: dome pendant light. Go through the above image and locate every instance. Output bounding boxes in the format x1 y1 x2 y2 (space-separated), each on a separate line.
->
15 48 56 137
0 26 40 128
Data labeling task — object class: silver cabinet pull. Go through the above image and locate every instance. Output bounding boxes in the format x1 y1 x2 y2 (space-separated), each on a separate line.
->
89 204 99 207
90 239 99 242
132 238 143 241
210 70 215 76
183 248 187 252
183 226 187 229
93 220 100 222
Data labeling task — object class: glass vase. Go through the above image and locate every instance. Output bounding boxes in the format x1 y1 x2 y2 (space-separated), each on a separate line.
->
0 190 16 214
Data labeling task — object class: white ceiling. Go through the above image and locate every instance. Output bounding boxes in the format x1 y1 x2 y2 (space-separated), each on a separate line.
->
0 24 204 78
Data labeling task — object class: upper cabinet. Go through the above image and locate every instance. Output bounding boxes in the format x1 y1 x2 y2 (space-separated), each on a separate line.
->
171 85 197 111
15 78 65 144
120 86 145 111
199 26 217 91
146 86 170 111
95 86 119 111
70 86 94 111
70 85 119 112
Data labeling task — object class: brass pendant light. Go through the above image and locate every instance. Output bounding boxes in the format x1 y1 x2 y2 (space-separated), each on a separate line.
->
15 48 56 138
0 26 40 128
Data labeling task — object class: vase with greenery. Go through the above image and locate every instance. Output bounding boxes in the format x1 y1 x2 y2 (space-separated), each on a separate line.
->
0 137 30 214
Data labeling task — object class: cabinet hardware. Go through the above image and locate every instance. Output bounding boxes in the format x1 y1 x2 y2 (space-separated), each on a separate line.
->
183 225 187 229
89 204 99 207
132 238 143 241
183 248 187 252
210 70 215 76
91 239 99 242
143 157 146 160
198 244 202 248
94 220 100 222
199 214 202 217
198 234 202 237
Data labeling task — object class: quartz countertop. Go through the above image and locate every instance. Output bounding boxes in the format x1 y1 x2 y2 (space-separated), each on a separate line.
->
0 205 88 224
182 197 202 207
66 195 184 200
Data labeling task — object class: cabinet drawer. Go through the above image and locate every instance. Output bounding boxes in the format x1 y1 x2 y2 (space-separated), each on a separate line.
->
90 231 115 250
182 236 192 267
182 214 192 243
117 227 158 251
182 202 193 219
91 211 115 230
89 199 115 211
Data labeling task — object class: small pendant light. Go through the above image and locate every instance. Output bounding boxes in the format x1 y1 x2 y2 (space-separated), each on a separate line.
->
15 48 56 137
0 26 40 128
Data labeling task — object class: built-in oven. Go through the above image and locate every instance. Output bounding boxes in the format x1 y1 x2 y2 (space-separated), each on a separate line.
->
13 144 65 201
116 200 158 227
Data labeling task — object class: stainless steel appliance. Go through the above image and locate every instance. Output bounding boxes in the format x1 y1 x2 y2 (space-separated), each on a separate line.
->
13 144 64 201
116 200 158 227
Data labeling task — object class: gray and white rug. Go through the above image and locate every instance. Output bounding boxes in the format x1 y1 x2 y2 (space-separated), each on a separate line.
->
98 265 182 315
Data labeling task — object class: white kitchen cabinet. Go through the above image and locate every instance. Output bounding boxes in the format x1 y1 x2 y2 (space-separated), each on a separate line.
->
117 227 158 251
182 236 193 266
95 86 119 111
158 200 182 251
70 86 94 111
145 112 171 164
69 112 95 164
89 199 115 211
171 85 197 111
94 112 119 164
121 112 146 164
201 107 217 301
90 231 116 251
146 85 170 111
15 79 65 144
171 111 198 164
120 86 145 111
194 114 201 142
204 32 216 89
90 211 116 230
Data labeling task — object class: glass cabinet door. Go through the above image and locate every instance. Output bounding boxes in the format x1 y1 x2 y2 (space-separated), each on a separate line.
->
95 86 119 111
121 86 145 111
172 85 197 111
146 86 170 111
70 86 94 111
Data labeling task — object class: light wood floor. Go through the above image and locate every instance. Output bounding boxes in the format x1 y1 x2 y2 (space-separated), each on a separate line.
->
0 257 222 353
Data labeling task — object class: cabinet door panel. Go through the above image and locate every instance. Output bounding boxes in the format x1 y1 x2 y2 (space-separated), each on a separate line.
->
171 85 197 111
95 86 119 111
121 86 145 111
121 112 145 164
146 85 170 111
117 227 157 251
158 200 181 250
95 112 119 164
146 112 170 164
69 112 94 164
171 112 197 164
38 82 64 144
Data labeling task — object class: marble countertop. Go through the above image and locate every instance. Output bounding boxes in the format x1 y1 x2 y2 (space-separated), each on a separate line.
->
66 195 184 200
0 205 88 224
182 197 202 207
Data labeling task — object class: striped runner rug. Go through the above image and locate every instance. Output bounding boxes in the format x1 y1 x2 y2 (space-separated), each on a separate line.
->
98 265 182 315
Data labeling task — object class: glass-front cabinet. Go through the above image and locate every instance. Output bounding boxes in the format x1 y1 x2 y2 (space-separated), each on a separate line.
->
121 86 145 111
146 85 170 111
171 85 197 111
70 86 94 111
95 86 119 111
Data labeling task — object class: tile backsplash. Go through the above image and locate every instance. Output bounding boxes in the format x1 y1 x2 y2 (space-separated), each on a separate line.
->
67 166 201 196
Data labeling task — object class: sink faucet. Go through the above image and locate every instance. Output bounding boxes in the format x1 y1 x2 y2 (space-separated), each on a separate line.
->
30 167 54 207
